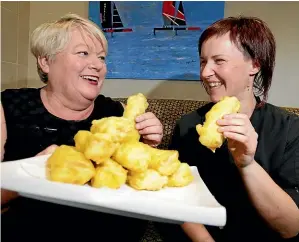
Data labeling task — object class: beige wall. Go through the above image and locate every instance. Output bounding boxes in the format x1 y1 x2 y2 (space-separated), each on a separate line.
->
2 1 299 107
27 1 88 87
1 1 30 90
225 1 299 107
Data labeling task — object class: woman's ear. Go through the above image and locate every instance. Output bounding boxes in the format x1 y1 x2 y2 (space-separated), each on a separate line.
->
249 59 260 76
38 56 50 74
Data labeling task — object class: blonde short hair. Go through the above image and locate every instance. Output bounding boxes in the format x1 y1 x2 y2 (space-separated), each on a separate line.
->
30 13 108 83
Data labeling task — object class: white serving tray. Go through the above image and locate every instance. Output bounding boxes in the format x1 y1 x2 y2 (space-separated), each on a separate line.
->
1 155 226 226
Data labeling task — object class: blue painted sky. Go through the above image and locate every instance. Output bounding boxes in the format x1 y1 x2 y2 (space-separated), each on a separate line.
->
89 1 224 80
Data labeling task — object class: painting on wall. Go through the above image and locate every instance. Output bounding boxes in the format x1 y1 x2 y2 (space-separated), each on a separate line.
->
89 1 224 81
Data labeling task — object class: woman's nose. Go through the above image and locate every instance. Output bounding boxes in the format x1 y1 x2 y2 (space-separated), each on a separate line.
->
200 62 214 78
89 56 105 71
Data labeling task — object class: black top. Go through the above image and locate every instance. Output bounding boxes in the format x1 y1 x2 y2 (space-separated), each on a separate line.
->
1 88 148 242
2 88 124 161
156 102 299 242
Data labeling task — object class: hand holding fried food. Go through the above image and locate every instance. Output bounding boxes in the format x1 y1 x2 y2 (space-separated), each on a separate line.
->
91 158 127 189
127 169 168 191
46 145 95 185
196 96 241 152
123 93 149 120
46 93 194 191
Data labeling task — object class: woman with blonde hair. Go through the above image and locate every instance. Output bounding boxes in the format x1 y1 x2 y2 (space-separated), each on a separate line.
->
1 14 163 242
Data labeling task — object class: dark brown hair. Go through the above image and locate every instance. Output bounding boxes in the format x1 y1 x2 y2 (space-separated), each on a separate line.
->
198 16 276 106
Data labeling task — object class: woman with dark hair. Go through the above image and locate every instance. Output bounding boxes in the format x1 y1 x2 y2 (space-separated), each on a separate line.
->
156 16 299 242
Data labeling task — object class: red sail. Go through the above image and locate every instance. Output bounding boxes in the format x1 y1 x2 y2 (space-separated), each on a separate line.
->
153 1 201 35
176 1 186 23
162 1 176 17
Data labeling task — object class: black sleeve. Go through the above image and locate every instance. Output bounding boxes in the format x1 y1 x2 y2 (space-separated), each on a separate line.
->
168 121 181 151
108 98 124 117
1 89 15 123
115 100 125 116
279 116 299 206
95 95 125 117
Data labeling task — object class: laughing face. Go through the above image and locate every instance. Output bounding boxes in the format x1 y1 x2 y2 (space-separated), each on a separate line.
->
200 33 259 103
42 28 107 103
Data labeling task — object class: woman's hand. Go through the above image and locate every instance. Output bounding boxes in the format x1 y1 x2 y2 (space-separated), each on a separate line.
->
135 112 163 147
36 144 58 156
217 113 258 168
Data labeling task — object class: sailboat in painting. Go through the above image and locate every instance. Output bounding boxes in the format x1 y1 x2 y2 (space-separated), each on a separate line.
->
100 1 132 36
154 1 201 35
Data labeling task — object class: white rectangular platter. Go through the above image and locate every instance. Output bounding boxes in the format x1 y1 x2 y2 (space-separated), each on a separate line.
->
1 154 226 226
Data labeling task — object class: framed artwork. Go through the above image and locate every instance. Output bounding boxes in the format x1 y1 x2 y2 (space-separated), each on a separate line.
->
89 1 224 81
